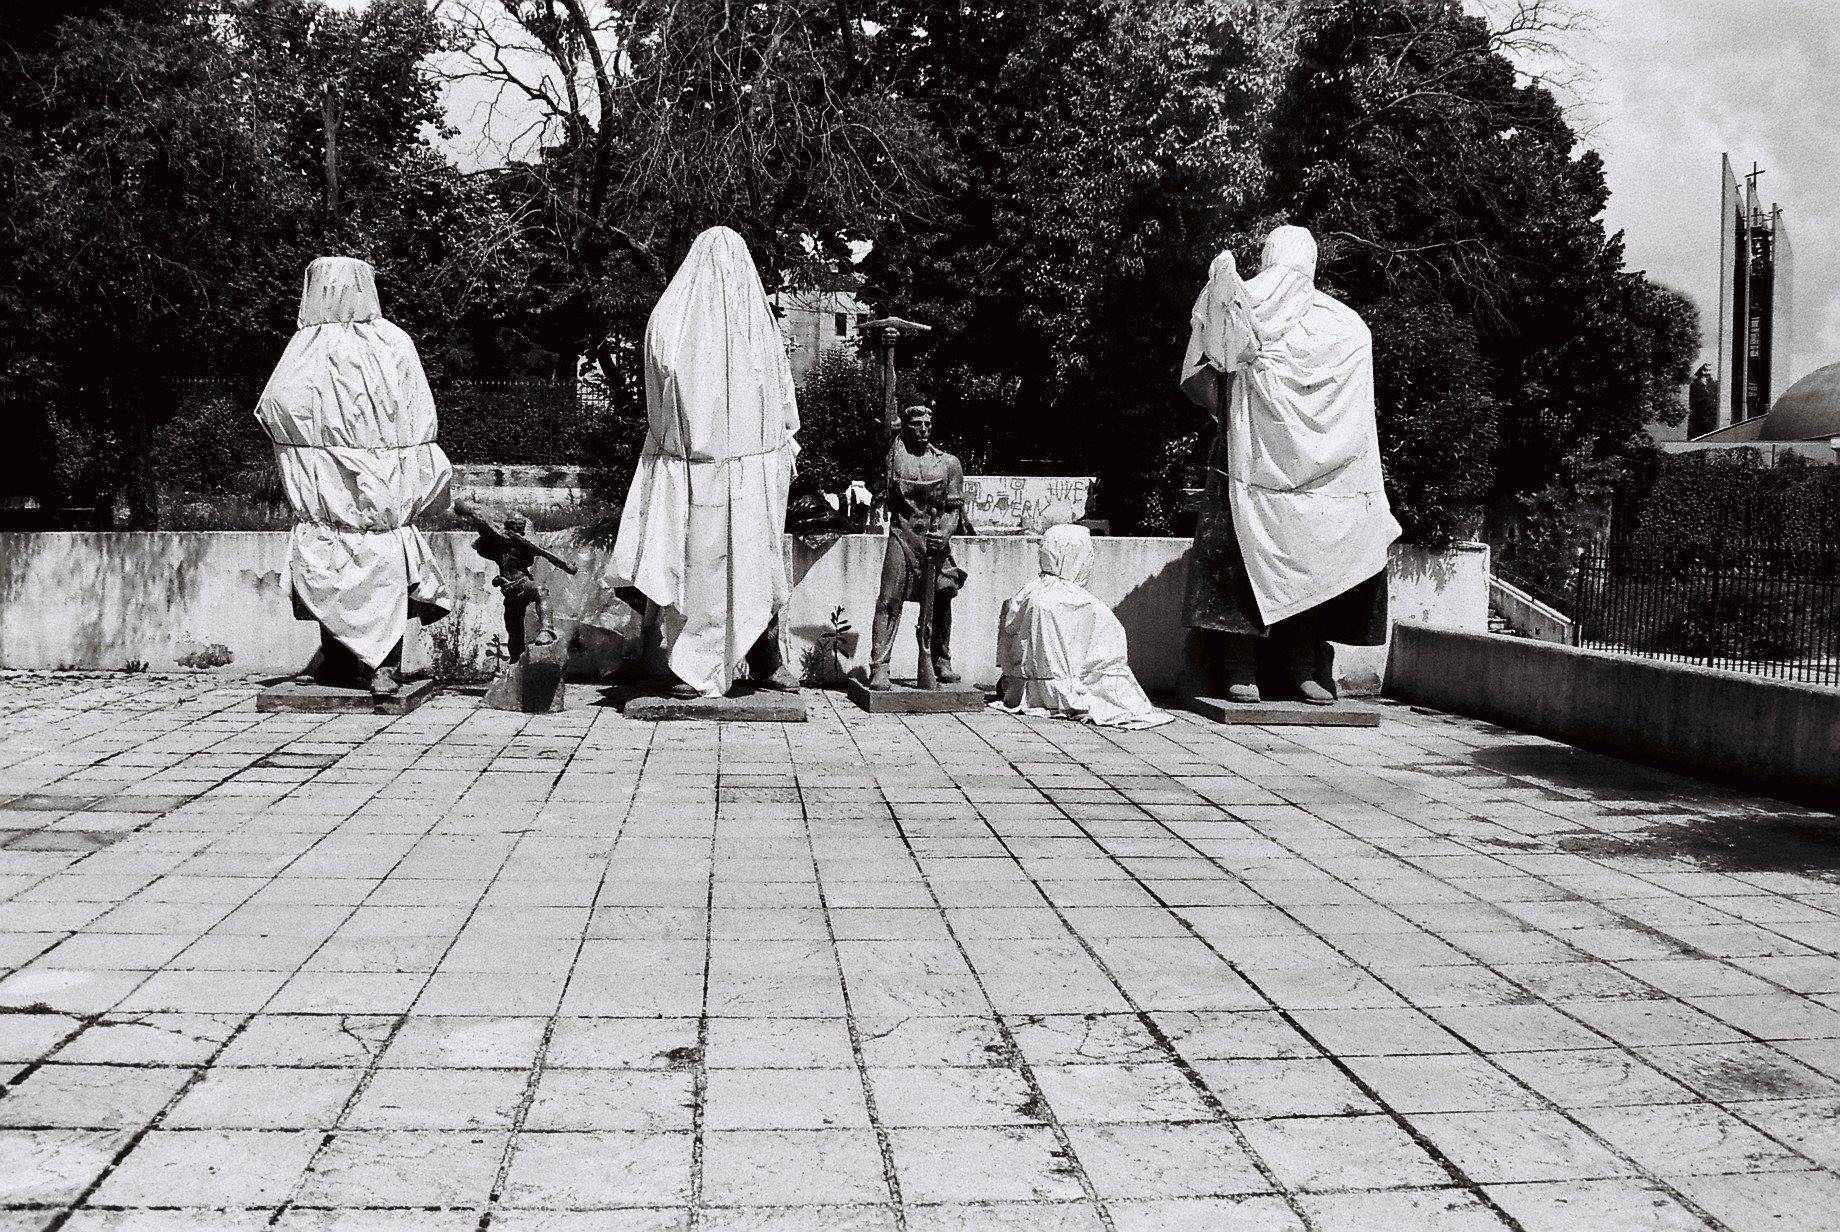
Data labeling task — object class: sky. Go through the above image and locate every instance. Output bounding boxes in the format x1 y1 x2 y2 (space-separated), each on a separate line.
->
334 0 1837 383
1498 0 1838 383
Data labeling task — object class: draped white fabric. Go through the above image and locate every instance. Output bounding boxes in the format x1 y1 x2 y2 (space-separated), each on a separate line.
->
254 257 453 669
607 227 801 697
992 526 1173 730
1183 227 1400 625
1180 250 1256 413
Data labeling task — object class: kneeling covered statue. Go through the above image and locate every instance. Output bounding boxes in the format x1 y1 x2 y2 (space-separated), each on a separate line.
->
868 403 967 691
993 524 1172 729
1177 226 1400 705
255 257 453 698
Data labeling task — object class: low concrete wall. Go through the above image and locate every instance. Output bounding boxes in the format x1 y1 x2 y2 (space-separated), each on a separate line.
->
0 533 1489 693
1385 625 1840 809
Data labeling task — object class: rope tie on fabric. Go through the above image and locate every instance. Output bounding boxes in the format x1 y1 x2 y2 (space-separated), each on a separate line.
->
642 442 790 463
270 439 438 450
293 522 413 534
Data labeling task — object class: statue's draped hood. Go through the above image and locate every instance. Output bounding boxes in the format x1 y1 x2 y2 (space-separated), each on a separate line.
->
1038 523 1095 589
297 256 382 328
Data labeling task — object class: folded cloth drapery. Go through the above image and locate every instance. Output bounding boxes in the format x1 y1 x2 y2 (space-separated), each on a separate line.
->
1180 226 1400 627
254 257 453 669
604 227 800 697
992 525 1174 730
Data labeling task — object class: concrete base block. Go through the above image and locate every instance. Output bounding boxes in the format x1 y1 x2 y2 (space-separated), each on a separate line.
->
625 689 807 723
257 677 440 716
846 679 987 714
482 642 568 713
1185 696 1381 727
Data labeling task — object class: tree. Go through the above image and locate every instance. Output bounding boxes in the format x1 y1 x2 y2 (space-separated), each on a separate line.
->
794 349 909 495
1263 0 1701 540
864 0 1292 528
445 0 938 396
0 0 523 518
1365 296 1497 547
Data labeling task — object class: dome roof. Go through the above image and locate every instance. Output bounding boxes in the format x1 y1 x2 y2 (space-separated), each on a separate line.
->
1764 362 1840 441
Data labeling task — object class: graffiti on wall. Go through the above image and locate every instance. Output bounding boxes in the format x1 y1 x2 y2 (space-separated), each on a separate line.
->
962 476 1093 535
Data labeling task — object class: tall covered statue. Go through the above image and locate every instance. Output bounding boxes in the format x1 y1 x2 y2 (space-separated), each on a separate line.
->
608 226 801 699
256 257 453 699
1178 226 1400 705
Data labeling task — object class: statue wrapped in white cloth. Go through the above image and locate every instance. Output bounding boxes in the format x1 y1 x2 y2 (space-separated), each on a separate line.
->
606 227 802 698
255 257 453 699
1177 226 1400 705
992 525 1174 730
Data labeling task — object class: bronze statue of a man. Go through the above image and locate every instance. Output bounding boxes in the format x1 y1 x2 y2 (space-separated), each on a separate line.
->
868 404 967 691
456 499 579 664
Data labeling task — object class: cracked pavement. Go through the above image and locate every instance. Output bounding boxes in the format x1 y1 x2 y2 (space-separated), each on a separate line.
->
1 674 1839 1230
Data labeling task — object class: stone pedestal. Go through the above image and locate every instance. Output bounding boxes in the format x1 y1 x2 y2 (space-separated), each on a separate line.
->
625 689 807 723
482 639 567 713
1184 696 1380 728
846 679 986 714
257 677 440 716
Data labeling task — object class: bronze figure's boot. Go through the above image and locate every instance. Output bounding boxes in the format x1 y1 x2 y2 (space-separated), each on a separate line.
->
931 599 960 683
745 617 800 692
867 604 899 690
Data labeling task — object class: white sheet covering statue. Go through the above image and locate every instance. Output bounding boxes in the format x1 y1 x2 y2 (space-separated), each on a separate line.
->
992 525 1173 730
605 226 801 698
1177 225 1399 704
255 257 453 694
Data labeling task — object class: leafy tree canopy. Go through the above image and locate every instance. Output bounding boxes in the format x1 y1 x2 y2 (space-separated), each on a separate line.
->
1264 0 1699 536
0 0 522 517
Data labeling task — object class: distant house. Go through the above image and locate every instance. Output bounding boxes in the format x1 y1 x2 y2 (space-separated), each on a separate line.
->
772 274 872 383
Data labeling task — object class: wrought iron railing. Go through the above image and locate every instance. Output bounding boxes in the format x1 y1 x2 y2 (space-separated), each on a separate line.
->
1571 547 1840 687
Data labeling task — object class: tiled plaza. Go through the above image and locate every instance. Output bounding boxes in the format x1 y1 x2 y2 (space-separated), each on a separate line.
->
2 674 1840 1231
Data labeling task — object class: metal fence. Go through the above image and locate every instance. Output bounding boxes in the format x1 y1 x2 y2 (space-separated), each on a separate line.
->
1572 547 1840 687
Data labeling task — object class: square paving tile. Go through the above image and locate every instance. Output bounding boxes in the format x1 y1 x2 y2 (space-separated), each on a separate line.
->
1239 1115 1450 1191
1194 1058 1375 1118
1406 1110 1639 1184
0 1063 193 1129
165 1066 364 1129
1063 1121 1268 1200
1671 1170 1840 1231
0 1127 130 1204
524 1068 695 1132
703 1066 871 1131
341 1067 528 1130
1106 1195 1301 1231
1483 1178 1716 1231
889 1126 1085 1204
295 1128 508 1206
1029 1062 1213 1123
703 1128 890 1206
92 1128 321 1206
1300 1188 1512 1231
870 1066 1041 1128
500 1131 693 1208
1574 1103 1812 1177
